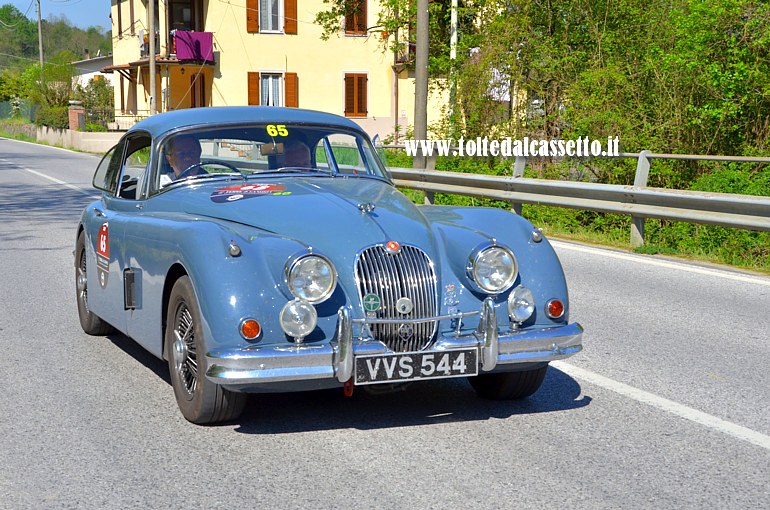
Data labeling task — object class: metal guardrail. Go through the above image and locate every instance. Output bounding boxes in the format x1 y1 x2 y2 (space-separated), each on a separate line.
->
384 150 770 246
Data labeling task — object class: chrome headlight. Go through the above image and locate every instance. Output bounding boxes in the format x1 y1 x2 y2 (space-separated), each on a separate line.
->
286 254 337 304
508 285 535 323
468 245 518 294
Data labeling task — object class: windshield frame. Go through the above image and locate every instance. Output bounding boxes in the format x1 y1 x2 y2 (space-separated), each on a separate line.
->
149 121 392 195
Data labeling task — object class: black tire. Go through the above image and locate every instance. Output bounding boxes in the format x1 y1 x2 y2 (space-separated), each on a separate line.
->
165 276 246 424
75 231 114 336
469 365 548 400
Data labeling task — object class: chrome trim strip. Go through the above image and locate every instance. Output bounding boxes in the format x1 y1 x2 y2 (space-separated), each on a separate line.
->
350 309 480 325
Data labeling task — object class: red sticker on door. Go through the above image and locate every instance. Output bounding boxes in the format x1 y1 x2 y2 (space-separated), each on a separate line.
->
96 223 109 288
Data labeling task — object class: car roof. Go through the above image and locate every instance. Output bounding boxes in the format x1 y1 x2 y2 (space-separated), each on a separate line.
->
129 106 366 138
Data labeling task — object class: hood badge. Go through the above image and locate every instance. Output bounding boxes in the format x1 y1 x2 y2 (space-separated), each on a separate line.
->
398 323 415 341
363 293 381 313
385 240 401 254
357 202 376 214
396 297 414 315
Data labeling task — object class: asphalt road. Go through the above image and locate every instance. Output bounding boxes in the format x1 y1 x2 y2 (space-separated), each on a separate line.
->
1 138 768 509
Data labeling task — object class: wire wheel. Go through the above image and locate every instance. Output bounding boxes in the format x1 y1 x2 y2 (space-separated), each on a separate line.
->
77 248 89 314
172 302 198 398
75 230 113 335
165 275 246 423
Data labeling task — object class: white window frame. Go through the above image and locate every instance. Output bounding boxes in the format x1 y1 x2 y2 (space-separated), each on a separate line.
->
259 0 284 33
261 72 284 106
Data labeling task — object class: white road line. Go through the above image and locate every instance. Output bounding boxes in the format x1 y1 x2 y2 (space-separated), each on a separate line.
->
21 167 95 197
552 361 770 452
551 240 770 287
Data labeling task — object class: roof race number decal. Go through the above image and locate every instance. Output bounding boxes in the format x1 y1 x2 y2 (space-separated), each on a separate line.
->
210 184 291 203
266 124 288 137
96 222 110 288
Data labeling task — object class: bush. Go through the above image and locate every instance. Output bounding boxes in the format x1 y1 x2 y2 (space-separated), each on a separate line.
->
35 106 69 129
85 122 107 132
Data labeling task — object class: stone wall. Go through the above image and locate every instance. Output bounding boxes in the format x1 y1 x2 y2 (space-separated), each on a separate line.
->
35 126 122 154
0 121 37 139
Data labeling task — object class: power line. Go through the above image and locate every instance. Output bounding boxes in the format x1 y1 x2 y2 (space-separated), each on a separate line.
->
0 0 36 29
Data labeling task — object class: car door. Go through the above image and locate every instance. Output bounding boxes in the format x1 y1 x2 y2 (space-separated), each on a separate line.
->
86 133 153 335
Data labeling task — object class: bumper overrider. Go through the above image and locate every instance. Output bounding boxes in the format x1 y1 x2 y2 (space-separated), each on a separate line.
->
205 298 583 386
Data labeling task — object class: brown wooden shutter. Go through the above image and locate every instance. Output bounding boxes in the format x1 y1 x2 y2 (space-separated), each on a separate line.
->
248 72 260 105
356 0 367 33
284 0 297 34
344 6 355 33
285 73 299 107
117 0 123 37
129 0 135 35
357 74 367 115
344 75 355 115
246 0 259 33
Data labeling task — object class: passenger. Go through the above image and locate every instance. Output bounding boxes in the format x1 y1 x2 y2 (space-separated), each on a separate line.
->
283 139 312 168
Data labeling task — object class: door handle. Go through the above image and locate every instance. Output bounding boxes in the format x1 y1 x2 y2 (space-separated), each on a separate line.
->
93 207 106 217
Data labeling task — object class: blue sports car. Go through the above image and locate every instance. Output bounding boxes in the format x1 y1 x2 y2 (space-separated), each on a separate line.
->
75 106 583 424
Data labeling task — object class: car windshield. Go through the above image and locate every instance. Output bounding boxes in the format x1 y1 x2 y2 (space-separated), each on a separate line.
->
156 123 389 188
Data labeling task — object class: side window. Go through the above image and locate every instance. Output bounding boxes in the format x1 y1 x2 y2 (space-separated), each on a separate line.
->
117 134 152 200
93 143 125 195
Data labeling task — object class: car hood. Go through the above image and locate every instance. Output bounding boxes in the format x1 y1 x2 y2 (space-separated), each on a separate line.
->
177 177 437 253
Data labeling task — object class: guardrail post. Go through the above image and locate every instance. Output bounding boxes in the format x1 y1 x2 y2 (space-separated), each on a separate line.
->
413 149 435 205
630 150 651 247
511 155 526 215
424 152 437 204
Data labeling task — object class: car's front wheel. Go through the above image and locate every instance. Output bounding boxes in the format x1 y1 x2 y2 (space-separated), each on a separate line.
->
468 365 548 400
75 231 114 336
165 276 246 424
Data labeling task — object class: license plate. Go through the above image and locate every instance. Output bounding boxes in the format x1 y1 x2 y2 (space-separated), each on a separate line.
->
354 349 478 385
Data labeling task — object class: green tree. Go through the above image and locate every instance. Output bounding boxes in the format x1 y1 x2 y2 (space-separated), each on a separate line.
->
23 50 77 107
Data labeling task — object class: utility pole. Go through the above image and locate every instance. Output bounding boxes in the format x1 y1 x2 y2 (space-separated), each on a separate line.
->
414 0 429 168
149 0 157 114
36 0 43 68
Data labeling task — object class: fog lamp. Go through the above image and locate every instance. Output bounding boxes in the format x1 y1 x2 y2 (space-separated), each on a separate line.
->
279 299 317 341
508 286 535 323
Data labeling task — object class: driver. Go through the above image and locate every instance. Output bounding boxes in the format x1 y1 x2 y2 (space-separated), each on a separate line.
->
162 135 202 185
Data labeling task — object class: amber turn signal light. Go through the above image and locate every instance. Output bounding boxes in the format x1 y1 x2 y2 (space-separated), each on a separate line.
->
240 319 262 340
546 299 565 319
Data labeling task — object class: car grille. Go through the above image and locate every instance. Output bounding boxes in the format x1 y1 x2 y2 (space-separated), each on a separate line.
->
355 245 438 352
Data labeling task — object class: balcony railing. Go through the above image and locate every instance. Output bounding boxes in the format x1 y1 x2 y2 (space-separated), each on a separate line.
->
137 30 214 63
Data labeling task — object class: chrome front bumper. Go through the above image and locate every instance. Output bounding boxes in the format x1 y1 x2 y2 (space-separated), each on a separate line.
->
205 298 583 386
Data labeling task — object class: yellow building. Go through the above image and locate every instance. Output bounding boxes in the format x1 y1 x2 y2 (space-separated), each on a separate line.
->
106 0 446 138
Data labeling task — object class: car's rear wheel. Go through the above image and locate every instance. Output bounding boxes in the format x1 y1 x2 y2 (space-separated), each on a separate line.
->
75 231 114 336
165 276 246 424
468 365 548 400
